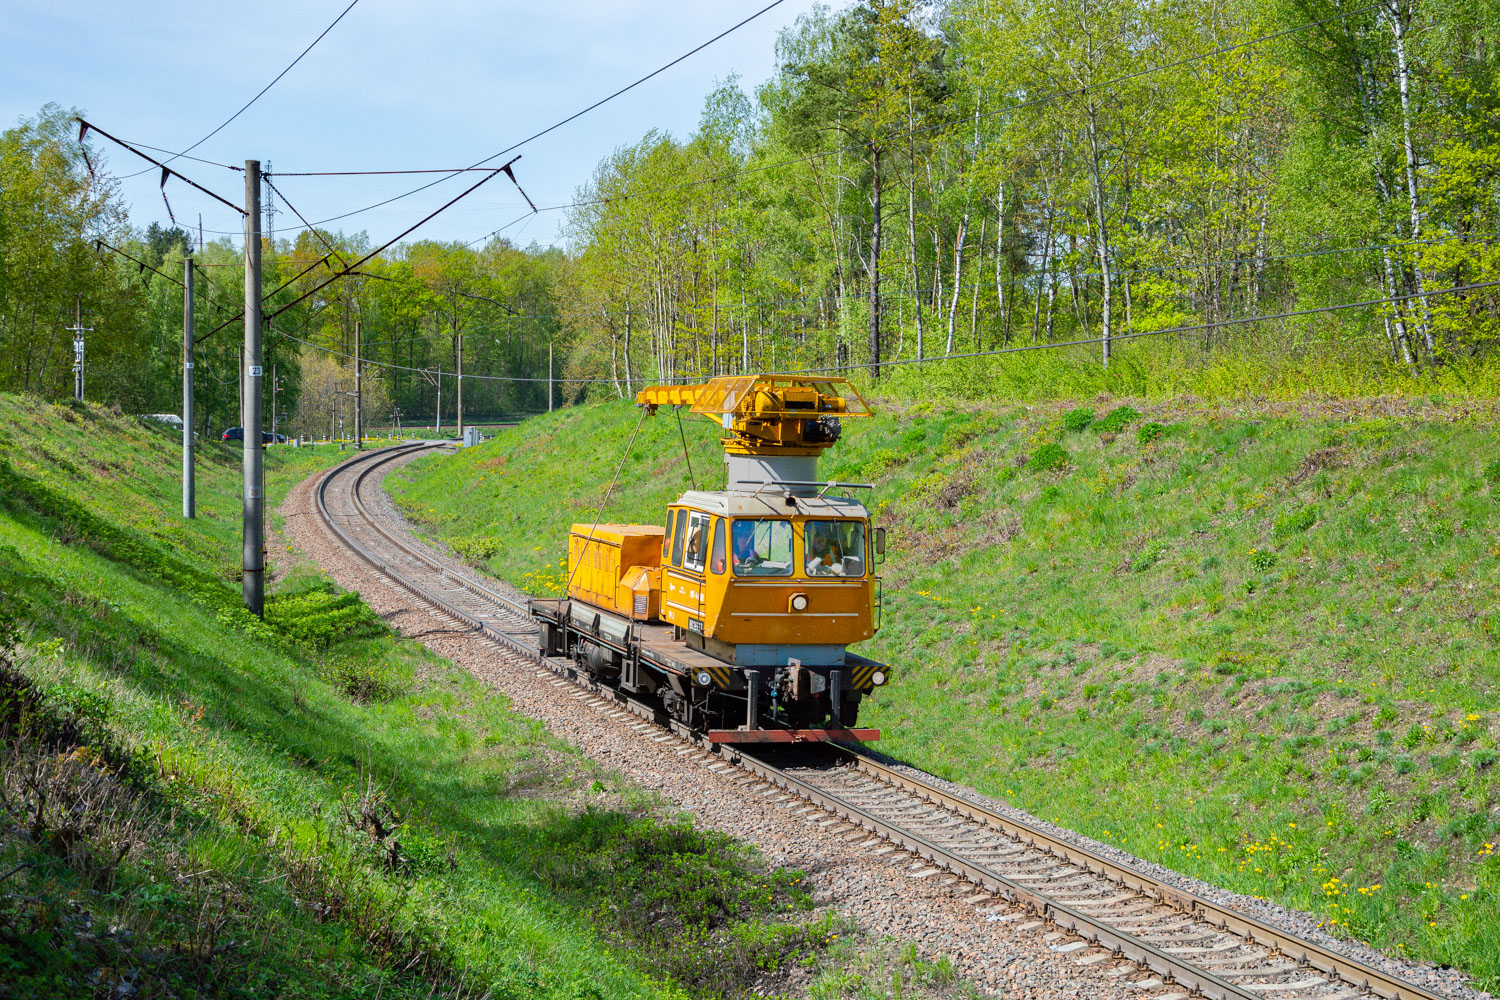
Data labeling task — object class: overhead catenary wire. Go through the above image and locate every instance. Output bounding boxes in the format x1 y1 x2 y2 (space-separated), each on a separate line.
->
92 240 249 329
132 1 1384 245
255 160 531 312
273 167 530 177
241 0 791 237
263 168 514 322
94 240 187 290
197 168 529 344
423 1 1393 241
120 0 362 179
116 139 241 171
265 176 349 269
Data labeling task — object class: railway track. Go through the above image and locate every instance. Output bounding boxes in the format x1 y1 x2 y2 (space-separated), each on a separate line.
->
314 444 1453 1000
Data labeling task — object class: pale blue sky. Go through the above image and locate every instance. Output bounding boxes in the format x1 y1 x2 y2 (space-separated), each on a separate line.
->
3 0 836 251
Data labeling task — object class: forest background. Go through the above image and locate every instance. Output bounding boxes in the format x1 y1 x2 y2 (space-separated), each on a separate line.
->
4 0 1500 436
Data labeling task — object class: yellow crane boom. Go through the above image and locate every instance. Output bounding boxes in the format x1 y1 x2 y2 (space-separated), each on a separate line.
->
635 374 872 456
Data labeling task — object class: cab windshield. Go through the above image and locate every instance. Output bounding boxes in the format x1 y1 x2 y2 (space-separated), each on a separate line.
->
731 519 793 576
803 520 867 577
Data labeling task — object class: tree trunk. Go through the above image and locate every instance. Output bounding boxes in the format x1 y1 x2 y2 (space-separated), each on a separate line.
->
623 299 633 395
1046 249 1057 342
609 317 622 399
946 211 968 355
1033 201 1054 343
1085 100 1113 366
1251 196 1269 308
994 183 1006 345
747 254 756 374
907 97 924 364
971 215 985 350
1388 1 1433 352
1380 248 1416 366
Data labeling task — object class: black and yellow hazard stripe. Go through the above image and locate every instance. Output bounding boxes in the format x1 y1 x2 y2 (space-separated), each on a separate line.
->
848 662 890 690
699 664 734 689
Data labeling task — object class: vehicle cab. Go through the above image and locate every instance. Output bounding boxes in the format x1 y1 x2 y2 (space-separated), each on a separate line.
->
660 490 879 667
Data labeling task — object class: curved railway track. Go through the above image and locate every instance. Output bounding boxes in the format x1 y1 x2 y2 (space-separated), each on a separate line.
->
314 443 1454 1000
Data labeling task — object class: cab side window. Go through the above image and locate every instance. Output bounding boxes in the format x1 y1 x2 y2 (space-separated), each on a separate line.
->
670 509 687 568
683 511 710 573
663 509 676 563
709 518 726 574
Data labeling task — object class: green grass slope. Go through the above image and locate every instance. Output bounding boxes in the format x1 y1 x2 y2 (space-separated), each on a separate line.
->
0 396 860 1000
392 394 1500 990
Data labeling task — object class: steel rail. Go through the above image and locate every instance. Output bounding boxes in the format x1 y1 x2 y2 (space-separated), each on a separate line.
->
341 446 532 619
736 749 1264 1000
818 747 1448 1000
311 445 1453 1000
314 443 543 667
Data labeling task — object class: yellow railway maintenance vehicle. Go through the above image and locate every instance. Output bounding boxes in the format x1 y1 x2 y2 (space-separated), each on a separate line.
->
529 375 891 743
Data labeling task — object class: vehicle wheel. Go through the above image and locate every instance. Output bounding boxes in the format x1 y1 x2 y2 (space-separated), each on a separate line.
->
662 688 690 724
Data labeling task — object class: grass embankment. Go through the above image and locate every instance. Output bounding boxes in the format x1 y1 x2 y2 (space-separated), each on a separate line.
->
392 394 1500 990
0 395 893 1000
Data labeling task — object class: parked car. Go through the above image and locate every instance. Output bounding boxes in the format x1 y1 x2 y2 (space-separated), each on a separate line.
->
221 427 287 444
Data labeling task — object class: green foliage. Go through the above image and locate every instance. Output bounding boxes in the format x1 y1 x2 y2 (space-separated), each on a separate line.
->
1062 408 1095 432
1137 421 1166 445
264 586 388 651
1027 443 1068 472
449 535 503 565
1095 406 1141 433
1275 507 1319 535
